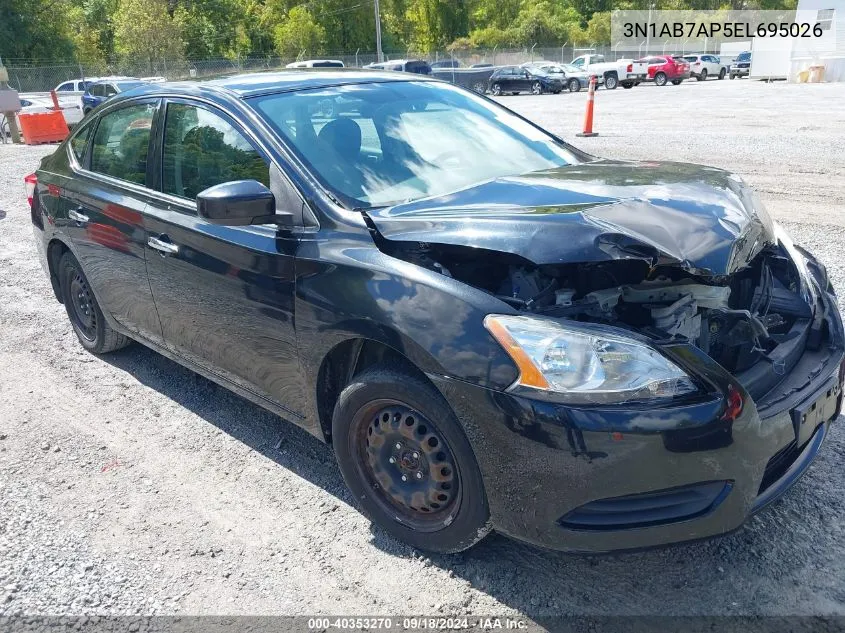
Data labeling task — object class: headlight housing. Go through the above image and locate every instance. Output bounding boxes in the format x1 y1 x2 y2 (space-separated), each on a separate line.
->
484 315 697 405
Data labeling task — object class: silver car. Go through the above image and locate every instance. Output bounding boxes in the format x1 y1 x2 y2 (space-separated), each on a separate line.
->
683 54 728 81
520 62 602 92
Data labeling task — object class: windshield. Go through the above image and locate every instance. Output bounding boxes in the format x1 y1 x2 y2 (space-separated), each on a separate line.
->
737 52 751 61
249 81 578 208
560 64 582 74
116 82 145 92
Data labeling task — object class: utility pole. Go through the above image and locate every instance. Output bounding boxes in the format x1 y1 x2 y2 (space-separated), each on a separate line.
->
374 0 384 62
646 3 654 56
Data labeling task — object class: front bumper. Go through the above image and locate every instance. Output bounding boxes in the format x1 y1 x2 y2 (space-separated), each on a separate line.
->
431 273 843 553
732 65 750 76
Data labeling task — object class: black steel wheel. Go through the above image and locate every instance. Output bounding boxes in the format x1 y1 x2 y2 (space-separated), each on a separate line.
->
59 251 130 354
356 401 459 528
332 365 490 553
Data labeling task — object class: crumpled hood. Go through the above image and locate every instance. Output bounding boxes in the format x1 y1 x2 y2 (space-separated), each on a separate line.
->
364 159 775 276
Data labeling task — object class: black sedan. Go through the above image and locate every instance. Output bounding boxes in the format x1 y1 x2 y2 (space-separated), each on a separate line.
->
28 71 843 554
488 66 564 95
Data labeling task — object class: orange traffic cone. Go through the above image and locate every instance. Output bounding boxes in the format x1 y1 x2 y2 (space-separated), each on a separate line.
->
576 76 598 137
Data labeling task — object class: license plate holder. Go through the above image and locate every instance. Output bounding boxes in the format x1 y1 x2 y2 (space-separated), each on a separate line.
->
791 376 840 447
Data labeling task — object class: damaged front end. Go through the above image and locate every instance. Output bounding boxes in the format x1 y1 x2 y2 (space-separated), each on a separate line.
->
364 161 842 405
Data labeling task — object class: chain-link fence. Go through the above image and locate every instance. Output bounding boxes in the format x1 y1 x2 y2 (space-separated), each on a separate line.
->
2 43 721 93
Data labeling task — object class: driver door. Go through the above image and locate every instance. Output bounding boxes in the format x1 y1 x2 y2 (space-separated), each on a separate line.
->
143 98 307 419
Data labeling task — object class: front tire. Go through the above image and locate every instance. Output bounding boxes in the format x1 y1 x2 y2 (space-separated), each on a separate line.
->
654 72 667 86
59 251 130 354
491 83 502 96
332 365 491 554
604 73 618 90
568 78 581 93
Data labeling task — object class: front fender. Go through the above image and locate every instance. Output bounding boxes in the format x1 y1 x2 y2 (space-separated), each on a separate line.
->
293 233 520 417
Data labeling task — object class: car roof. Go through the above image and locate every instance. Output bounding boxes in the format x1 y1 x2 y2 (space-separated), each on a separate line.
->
122 70 434 99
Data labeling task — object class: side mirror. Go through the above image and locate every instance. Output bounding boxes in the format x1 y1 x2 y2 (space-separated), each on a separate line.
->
197 180 286 226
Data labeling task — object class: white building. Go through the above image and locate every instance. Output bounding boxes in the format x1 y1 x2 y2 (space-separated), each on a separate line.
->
750 2 843 81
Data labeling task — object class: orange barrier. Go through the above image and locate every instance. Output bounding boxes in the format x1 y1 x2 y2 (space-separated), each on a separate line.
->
17 111 69 145
576 76 598 138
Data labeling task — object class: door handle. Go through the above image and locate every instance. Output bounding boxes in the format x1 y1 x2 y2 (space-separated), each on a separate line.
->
147 236 179 255
68 209 89 224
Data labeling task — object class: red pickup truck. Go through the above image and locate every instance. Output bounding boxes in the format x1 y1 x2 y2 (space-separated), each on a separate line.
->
637 55 691 86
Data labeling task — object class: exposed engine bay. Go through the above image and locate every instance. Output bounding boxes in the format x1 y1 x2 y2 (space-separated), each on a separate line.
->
385 240 816 377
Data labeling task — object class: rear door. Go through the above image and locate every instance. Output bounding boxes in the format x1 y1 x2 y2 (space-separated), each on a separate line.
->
142 97 306 419
62 99 165 345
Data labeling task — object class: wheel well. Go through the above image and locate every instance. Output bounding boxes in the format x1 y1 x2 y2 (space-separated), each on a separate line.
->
604 70 618 78
315 339 428 443
47 239 69 302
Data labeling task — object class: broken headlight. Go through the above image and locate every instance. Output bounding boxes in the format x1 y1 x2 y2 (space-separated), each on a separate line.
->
484 314 697 404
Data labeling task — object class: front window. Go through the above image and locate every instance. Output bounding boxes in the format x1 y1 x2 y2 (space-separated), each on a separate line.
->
161 102 269 201
737 52 751 62
249 81 578 208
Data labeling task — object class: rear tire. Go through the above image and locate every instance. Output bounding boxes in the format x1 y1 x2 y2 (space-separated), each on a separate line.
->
491 83 502 96
59 251 130 354
654 72 667 86
697 69 707 81
672 79 683 85
531 81 542 95
332 365 491 554
621 81 634 89
719 68 726 80
568 78 581 93
604 73 618 90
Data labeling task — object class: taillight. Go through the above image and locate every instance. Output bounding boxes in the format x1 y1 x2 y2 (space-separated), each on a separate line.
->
25 173 37 208
627 63 632 72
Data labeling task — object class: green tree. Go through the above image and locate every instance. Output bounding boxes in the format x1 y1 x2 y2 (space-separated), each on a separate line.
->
584 11 611 44
0 0 76 61
273 6 326 59
113 0 184 64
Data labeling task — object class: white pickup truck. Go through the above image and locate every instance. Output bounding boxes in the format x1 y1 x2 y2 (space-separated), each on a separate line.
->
569 54 648 90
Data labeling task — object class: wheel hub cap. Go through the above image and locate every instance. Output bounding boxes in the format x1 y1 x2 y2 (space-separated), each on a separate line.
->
363 404 458 518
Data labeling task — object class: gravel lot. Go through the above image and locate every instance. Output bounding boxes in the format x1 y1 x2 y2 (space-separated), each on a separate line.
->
1 78 844 622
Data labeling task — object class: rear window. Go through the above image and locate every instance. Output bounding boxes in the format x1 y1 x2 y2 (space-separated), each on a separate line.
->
312 61 343 68
683 56 697 62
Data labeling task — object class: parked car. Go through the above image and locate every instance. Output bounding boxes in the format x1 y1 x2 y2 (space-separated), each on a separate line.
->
638 55 691 86
364 59 431 75
730 51 752 79
285 60 345 68
430 60 461 69
1 95 82 137
55 79 94 95
521 61 601 92
682 54 728 81
28 71 844 555
470 62 494 68
488 66 564 95
81 79 145 114
569 53 648 89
